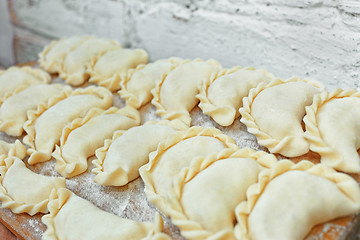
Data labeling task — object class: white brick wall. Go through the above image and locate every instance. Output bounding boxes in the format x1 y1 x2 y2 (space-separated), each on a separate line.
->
4 0 360 89
0 0 14 67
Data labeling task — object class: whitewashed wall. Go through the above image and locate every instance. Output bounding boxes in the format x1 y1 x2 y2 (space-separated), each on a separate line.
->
4 0 360 89
0 0 14 67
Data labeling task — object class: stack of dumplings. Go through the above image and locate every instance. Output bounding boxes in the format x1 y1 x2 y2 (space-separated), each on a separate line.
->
0 35 359 240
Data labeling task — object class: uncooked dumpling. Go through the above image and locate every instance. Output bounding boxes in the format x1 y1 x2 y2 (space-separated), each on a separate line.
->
140 126 238 215
41 188 170 240
304 89 360 173
52 106 140 178
88 47 149 91
235 160 360 240
119 58 183 109
197 67 273 126
39 36 94 73
60 38 120 86
151 59 221 125
167 148 277 240
0 157 65 215
0 84 63 136
240 78 323 157
92 120 187 186
23 86 113 164
0 66 51 103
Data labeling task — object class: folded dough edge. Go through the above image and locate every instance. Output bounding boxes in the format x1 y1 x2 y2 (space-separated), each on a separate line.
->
234 159 360 240
0 66 51 105
139 126 239 216
0 157 65 216
239 77 324 157
92 119 187 186
150 58 221 126
119 57 184 109
303 88 360 173
197 66 275 127
167 147 277 240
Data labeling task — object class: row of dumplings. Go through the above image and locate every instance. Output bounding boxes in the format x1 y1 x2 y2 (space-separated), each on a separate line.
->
1 123 360 240
40 36 360 175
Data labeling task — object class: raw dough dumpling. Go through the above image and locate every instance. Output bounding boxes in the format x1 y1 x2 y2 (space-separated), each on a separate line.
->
167 148 277 240
235 160 360 240
0 84 63 136
240 78 323 157
151 59 221 125
88 47 149 91
60 38 120 86
304 89 360 173
197 67 273 126
23 86 113 165
0 157 65 215
140 126 239 216
0 140 27 163
92 120 187 186
39 36 94 73
42 188 170 240
0 66 51 103
119 58 183 109
52 106 140 178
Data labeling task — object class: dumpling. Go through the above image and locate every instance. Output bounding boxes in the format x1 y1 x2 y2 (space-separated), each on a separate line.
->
92 120 188 186
139 126 239 216
0 66 51 103
304 89 360 173
0 140 27 163
41 188 170 240
0 84 63 136
0 157 65 215
39 36 94 73
60 38 120 86
235 160 360 240
88 47 149 91
52 106 140 178
23 86 113 165
119 58 183 109
240 78 323 157
151 59 221 126
167 148 277 240
197 67 273 126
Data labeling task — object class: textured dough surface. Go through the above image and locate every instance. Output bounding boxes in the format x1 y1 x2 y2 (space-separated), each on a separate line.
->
203 68 272 126
153 59 220 125
53 107 140 178
182 158 260 233
42 189 167 240
0 140 27 161
93 123 177 186
0 157 65 215
119 59 179 108
91 48 148 79
61 38 119 85
0 84 63 136
317 97 360 172
151 136 226 204
24 87 112 164
247 170 360 240
0 67 50 100
39 36 93 73
250 81 319 156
